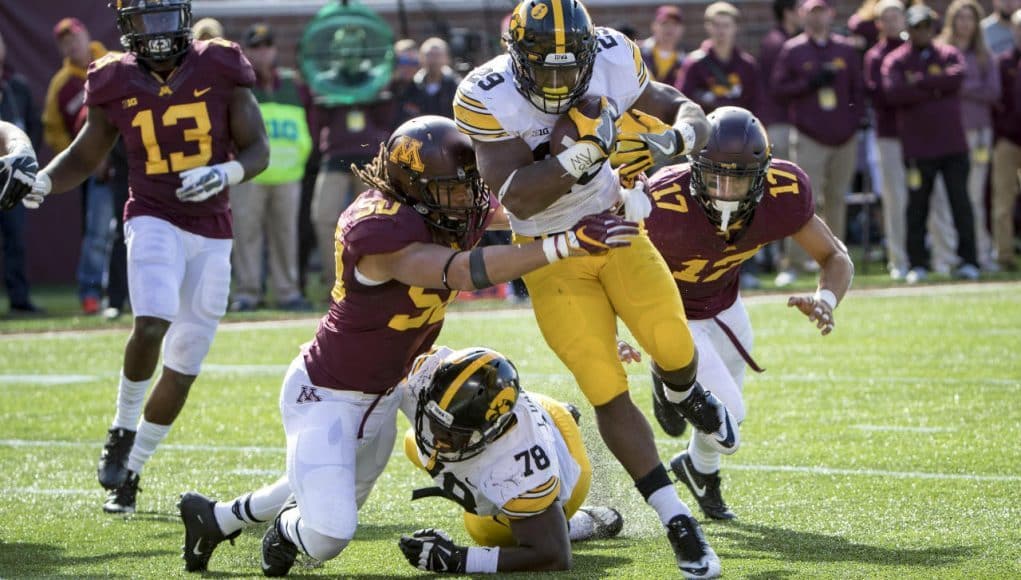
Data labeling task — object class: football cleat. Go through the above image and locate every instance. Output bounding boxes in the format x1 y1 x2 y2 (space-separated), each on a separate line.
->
670 452 736 521
262 501 299 577
666 514 721 579
652 373 688 437
102 470 140 514
98 427 136 490
577 506 624 540
179 491 240 572
673 384 739 455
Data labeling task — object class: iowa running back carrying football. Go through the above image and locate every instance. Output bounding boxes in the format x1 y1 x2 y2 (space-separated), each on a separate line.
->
454 1 725 576
627 106 853 520
175 116 637 576
25 0 271 514
397 347 623 573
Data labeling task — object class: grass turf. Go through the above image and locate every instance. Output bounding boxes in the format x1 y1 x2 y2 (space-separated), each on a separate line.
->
1 282 1019 577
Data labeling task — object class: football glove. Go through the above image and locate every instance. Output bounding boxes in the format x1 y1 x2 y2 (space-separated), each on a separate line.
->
176 165 229 203
567 97 618 163
22 172 51 210
0 148 39 211
398 528 467 573
546 212 639 260
612 110 685 187
618 173 652 222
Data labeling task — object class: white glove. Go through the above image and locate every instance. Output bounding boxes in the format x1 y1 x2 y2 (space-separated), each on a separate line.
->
0 147 39 210
175 165 228 202
619 178 652 223
22 172 51 210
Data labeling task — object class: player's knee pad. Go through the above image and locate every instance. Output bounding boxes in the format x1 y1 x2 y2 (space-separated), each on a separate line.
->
162 321 216 375
299 527 350 562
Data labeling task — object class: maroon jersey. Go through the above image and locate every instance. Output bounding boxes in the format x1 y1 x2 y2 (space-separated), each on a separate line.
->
84 40 256 239
304 189 491 394
644 160 815 319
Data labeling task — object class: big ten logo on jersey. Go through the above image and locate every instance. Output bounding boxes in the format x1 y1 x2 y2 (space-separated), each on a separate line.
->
389 135 425 172
766 166 800 197
131 102 213 175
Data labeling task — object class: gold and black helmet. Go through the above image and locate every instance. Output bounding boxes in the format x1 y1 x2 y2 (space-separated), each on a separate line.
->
505 0 597 114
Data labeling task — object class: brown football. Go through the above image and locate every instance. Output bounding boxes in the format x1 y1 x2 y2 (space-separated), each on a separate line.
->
550 96 603 155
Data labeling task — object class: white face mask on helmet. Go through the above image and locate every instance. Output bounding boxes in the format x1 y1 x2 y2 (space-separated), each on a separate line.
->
703 172 752 232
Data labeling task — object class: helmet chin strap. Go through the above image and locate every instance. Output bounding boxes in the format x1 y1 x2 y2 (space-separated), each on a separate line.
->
713 199 741 232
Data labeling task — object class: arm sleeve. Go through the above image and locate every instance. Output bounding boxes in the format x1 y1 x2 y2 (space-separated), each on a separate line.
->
917 48 965 92
204 39 257 87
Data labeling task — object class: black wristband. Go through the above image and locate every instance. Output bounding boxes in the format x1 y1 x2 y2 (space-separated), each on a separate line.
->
469 247 493 290
441 251 461 290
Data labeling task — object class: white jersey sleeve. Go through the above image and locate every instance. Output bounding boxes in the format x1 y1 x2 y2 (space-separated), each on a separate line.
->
453 62 517 143
587 27 650 114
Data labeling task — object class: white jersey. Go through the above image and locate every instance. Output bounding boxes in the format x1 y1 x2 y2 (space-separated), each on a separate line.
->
454 28 650 236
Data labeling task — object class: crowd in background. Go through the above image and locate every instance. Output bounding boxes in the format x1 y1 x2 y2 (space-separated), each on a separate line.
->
1 0 1020 317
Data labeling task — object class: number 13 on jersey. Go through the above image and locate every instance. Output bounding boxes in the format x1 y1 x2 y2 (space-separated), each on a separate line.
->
131 101 213 175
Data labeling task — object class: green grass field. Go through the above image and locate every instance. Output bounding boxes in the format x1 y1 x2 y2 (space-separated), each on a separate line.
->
1 282 1020 578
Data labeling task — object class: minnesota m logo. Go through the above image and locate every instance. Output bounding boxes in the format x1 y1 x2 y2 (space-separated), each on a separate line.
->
388 136 425 172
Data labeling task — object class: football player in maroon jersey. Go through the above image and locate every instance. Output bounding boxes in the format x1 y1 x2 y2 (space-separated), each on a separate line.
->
626 106 853 520
24 0 271 514
176 115 638 575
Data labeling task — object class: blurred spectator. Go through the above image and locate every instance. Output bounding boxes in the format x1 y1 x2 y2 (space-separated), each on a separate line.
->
865 0 911 278
759 0 801 161
43 17 111 314
848 0 882 50
0 31 42 315
192 17 225 41
398 38 461 123
983 0 1021 56
936 0 1001 270
991 10 1021 270
231 24 313 312
391 38 420 100
882 4 979 282
309 28 397 301
773 0 864 283
612 22 639 41
641 5 686 86
677 2 759 116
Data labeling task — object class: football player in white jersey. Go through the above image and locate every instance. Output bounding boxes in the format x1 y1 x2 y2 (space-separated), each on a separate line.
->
453 1 724 576
397 346 623 573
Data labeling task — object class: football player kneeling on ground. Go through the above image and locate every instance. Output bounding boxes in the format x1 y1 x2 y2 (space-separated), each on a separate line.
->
620 106 854 520
174 115 638 576
397 346 623 573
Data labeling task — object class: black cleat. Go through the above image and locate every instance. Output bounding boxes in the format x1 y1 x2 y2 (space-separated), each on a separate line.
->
666 514 721 578
671 452 736 520
103 470 140 514
564 402 582 425
98 428 136 490
652 372 688 437
575 506 624 540
673 383 739 454
262 502 298 577
179 491 240 572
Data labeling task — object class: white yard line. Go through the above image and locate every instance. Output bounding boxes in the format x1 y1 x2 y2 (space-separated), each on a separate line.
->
3 437 1019 483
852 424 955 433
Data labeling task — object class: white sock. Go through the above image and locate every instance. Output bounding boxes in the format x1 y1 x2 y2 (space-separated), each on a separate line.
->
214 476 291 535
125 419 171 474
111 371 152 430
647 485 692 526
568 509 596 541
688 434 721 474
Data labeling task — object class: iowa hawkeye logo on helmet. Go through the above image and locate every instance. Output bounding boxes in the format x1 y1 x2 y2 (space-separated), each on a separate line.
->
506 0 597 114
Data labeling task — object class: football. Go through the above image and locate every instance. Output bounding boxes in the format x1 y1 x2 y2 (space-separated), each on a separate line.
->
550 95 603 155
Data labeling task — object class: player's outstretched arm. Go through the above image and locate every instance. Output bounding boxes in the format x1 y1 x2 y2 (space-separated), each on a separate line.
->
37 106 119 197
629 81 711 154
787 215 855 336
358 213 639 291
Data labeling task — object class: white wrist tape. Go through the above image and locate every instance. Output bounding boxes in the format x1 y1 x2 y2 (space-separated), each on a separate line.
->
555 142 602 180
815 288 838 309
542 235 566 263
673 121 696 156
214 160 245 185
466 546 500 573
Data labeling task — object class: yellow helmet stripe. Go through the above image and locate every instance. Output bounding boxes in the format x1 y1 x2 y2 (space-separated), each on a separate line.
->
551 0 566 54
438 352 499 410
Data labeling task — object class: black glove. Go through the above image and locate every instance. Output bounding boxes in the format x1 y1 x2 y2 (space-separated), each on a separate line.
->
398 528 468 573
0 151 38 211
808 68 837 90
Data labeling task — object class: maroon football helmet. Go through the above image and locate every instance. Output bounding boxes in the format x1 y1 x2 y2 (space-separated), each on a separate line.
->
385 116 490 244
690 107 772 232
